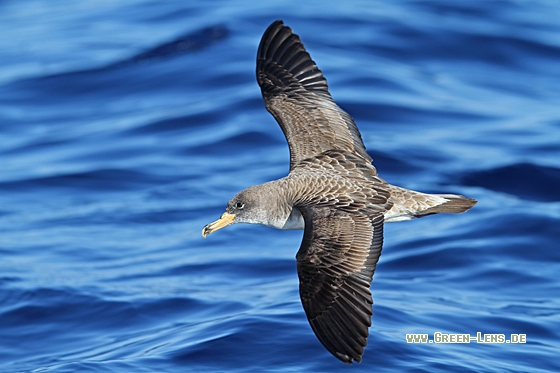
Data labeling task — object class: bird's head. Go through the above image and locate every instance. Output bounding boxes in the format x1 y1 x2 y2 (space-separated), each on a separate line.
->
202 184 281 238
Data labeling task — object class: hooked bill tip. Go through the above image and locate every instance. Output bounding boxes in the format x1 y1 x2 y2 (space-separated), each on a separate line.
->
201 212 235 239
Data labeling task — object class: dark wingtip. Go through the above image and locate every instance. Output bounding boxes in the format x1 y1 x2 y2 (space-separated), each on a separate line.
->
337 352 356 364
257 20 329 96
258 20 287 60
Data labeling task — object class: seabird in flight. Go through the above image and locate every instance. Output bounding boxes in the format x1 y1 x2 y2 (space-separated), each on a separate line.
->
202 20 476 363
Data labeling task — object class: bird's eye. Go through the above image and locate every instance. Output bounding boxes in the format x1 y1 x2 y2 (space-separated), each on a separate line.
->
235 202 245 209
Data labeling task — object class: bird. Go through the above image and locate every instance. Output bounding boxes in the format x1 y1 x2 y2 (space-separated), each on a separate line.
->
202 20 476 364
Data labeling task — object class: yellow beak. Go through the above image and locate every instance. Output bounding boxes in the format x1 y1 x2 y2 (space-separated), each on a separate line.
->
202 212 236 238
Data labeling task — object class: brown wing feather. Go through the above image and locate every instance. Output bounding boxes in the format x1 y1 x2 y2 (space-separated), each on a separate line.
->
257 20 372 169
296 205 384 364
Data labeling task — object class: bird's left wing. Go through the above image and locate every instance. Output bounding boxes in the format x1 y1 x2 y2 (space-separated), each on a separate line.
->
296 205 384 363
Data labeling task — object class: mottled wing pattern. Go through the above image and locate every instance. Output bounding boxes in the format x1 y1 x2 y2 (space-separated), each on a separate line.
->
288 151 388 363
256 20 372 169
296 206 384 363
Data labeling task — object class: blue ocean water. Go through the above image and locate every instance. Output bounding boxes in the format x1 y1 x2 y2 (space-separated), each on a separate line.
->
1 0 559 372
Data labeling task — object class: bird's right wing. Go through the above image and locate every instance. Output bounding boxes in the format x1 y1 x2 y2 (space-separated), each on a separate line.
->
256 20 372 170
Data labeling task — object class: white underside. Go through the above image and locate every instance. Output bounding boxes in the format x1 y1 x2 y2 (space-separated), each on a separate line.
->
383 213 415 223
278 194 450 229
383 205 418 222
384 194 450 223
279 208 416 228
280 207 305 230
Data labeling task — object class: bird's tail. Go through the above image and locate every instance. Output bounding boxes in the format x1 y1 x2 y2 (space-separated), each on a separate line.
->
385 186 477 222
416 194 477 217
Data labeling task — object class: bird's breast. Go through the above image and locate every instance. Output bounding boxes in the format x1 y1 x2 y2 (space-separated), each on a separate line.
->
280 207 305 230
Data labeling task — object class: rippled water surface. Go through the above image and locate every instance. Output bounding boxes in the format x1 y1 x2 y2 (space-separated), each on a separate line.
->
1 1 559 372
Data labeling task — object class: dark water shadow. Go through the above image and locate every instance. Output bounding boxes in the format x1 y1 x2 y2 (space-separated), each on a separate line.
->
461 162 560 202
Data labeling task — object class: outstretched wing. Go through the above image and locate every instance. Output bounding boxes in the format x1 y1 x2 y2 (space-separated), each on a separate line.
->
256 20 372 170
296 205 384 363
